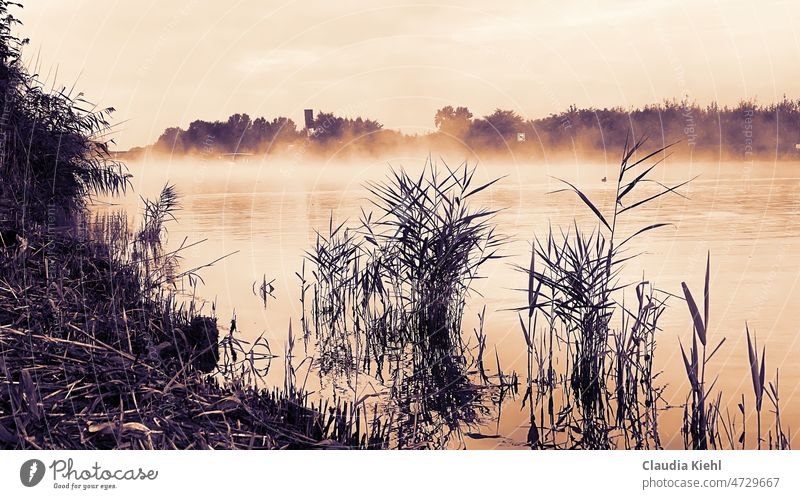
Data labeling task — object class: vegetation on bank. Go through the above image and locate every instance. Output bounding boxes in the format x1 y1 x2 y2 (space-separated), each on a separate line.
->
140 98 800 160
0 0 794 451
0 1 385 450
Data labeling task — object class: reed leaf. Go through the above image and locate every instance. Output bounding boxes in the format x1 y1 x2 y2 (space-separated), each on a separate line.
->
551 177 611 230
681 282 706 346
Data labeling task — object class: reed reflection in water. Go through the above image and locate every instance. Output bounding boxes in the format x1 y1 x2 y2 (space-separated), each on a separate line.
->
99 153 800 448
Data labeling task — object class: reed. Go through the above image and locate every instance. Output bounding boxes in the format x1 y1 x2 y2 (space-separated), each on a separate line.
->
0 1 129 228
302 160 506 446
745 325 765 449
2 0 793 450
514 138 792 450
514 137 687 448
678 254 726 449
0 1 386 450
0 200 394 449
765 368 790 449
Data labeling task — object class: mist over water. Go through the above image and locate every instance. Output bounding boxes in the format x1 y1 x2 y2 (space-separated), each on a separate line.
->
99 155 800 448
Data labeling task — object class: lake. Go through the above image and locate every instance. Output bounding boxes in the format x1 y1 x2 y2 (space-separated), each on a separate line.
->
100 153 800 449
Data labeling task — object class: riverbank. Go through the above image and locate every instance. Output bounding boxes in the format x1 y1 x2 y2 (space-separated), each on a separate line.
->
0 223 388 449
0 222 386 449
0 0 384 450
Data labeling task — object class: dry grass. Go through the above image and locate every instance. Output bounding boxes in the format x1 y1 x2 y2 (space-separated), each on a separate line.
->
0 218 389 449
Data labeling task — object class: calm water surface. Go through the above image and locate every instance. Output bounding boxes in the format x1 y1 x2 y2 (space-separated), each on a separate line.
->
102 154 800 449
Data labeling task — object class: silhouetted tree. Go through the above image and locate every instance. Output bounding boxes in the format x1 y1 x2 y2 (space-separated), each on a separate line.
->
434 106 473 139
310 112 383 144
153 113 301 154
468 109 525 149
155 127 186 153
148 100 800 160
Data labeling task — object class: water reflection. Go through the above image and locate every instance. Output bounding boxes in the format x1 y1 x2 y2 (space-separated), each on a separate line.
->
100 157 800 449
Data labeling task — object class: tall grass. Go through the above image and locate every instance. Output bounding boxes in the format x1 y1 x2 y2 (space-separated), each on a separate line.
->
745 326 765 449
0 1 387 450
514 137 792 450
1 0 792 450
514 137 685 448
302 160 506 447
0 1 129 228
678 255 726 449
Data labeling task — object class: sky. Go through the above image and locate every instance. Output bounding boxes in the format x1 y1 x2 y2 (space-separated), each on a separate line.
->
17 0 800 149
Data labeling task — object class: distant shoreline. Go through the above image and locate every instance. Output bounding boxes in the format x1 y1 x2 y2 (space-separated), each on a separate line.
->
112 142 800 163
122 99 800 162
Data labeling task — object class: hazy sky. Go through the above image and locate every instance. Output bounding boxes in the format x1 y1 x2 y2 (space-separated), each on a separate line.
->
18 0 800 149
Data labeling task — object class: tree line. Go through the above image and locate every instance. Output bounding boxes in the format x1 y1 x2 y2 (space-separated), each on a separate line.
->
145 98 800 160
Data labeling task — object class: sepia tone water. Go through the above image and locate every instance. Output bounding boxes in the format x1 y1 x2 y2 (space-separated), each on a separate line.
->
102 154 800 449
